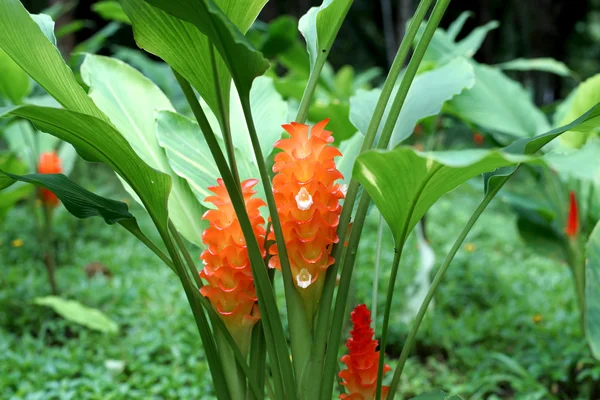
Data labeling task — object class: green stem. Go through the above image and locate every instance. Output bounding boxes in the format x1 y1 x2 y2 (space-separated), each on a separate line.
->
296 54 327 124
239 96 312 390
169 221 203 289
295 1 353 124
42 205 58 295
176 71 296 400
387 174 510 395
216 330 247 400
210 44 240 186
308 0 435 395
372 213 385 325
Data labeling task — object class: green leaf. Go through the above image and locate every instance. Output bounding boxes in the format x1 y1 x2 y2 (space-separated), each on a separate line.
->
446 11 472 41
31 13 57 46
1 104 171 235
337 131 362 186
350 58 475 146
156 110 260 206
447 63 550 138
353 147 531 246
0 0 106 120
556 73 600 148
80 54 205 247
298 0 353 69
544 139 600 184
0 171 133 224
33 296 119 333
496 57 573 77
410 391 462 400
137 0 268 103
92 1 131 24
586 220 600 360
0 48 30 104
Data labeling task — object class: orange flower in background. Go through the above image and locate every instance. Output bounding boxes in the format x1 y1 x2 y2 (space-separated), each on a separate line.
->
37 152 62 207
473 132 485 145
339 304 390 400
268 119 345 314
565 191 579 238
199 178 265 355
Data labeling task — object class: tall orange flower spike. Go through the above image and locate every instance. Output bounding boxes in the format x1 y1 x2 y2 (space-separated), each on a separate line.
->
37 151 62 207
269 119 345 314
565 191 579 238
339 304 390 400
199 178 265 355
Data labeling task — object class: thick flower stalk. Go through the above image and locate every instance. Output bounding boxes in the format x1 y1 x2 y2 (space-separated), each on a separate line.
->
37 151 62 207
339 304 390 400
199 178 265 355
565 190 579 238
268 119 345 315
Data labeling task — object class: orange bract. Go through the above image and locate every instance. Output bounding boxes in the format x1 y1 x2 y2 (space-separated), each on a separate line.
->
339 304 390 400
200 178 265 355
565 191 579 238
37 152 62 207
268 119 345 313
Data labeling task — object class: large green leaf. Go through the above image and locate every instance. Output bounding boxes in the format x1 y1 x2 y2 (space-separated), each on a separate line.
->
350 58 475 147
496 58 573 77
140 0 269 99
544 139 600 184
34 296 119 334
80 54 205 246
337 131 362 187
0 0 106 120
447 63 550 139
298 0 353 69
586 220 600 360
353 147 530 246
0 171 133 224
0 48 30 104
0 104 171 234
556 74 600 148
156 110 260 207
92 1 131 24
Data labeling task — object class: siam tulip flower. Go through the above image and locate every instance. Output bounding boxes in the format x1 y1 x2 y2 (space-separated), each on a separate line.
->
339 304 390 400
268 119 345 315
37 152 62 207
199 178 265 355
565 191 579 238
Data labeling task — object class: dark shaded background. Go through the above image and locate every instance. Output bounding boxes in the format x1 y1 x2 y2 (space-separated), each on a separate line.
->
23 0 600 105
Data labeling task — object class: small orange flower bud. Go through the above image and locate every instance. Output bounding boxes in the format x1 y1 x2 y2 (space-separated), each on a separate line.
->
37 152 62 207
199 178 265 355
339 304 390 400
565 191 579 238
473 132 484 145
269 119 345 314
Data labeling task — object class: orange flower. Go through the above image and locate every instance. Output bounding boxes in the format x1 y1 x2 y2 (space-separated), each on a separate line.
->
565 191 579 238
473 132 484 145
268 119 345 314
339 304 390 400
37 152 62 207
199 178 265 355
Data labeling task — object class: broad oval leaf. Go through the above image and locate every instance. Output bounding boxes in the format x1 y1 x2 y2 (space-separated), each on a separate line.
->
447 63 550 139
1 104 172 234
350 58 475 147
298 0 353 69
353 147 530 246
156 110 260 207
586 220 600 360
80 54 205 246
141 0 269 98
34 296 119 334
556 73 600 148
0 48 30 104
0 171 133 224
496 58 573 78
0 0 106 120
